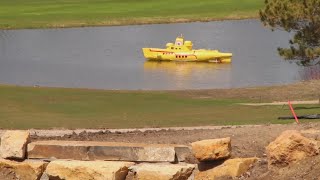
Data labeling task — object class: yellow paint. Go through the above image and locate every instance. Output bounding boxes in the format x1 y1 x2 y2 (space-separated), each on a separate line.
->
142 35 232 63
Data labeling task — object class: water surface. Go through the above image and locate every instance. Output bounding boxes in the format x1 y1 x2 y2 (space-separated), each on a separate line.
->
0 20 316 90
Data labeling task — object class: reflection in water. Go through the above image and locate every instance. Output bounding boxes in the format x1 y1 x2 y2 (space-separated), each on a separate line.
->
143 61 232 89
144 60 231 75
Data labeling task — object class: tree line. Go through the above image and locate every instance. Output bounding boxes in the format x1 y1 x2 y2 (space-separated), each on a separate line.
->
260 0 320 66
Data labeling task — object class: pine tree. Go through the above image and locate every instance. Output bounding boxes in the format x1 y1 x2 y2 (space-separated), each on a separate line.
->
260 0 320 66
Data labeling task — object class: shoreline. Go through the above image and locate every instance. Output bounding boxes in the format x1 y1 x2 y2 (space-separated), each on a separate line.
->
0 78 318 92
0 16 259 30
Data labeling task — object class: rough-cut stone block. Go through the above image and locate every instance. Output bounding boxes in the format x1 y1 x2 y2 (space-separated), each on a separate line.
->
44 160 134 180
266 130 319 167
28 141 89 160
191 137 231 161
0 130 30 159
127 163 195 180
0 158 48 180
174 145 192 162
28 141 176 162
195 158 258 180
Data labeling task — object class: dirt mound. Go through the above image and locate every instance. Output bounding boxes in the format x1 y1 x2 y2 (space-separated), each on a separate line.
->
247 155 320 180
30 122 320 179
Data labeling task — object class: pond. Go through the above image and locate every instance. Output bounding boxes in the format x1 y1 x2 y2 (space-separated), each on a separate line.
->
0 19 317 90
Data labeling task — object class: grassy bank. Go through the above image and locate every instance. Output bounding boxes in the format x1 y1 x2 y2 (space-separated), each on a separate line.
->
0 0 263 29
0 81 319 129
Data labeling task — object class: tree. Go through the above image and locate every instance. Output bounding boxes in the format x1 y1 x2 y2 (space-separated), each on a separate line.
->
260 0 320 66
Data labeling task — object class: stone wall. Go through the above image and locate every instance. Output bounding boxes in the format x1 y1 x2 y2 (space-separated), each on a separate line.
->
0 130 259 180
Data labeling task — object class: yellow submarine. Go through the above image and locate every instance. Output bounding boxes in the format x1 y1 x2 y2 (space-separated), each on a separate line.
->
142 35 232 63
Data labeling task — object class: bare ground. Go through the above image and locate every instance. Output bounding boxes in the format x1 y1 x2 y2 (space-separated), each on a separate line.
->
171 80 320 102
31 122 320 179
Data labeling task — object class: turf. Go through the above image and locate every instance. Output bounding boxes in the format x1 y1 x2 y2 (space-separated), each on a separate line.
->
0 0 264 29
0 84 318 129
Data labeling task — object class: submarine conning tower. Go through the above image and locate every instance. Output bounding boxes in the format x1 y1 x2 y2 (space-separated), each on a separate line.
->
166 35 193 51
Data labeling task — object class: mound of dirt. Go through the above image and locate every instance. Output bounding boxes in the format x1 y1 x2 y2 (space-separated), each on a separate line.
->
30 122 320 179
247 155 320 180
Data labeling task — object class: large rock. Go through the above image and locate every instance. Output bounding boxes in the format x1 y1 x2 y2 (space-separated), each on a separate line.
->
127 163 195 180
0 130 30 159
195 158 258 180
191 137 231 161
44 160 134 180
28 141 176 162
173 145 192 162
266 130 319 167
0 158 48 180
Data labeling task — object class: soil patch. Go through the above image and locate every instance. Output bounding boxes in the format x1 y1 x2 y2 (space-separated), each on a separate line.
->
240 100 320 106
171 80 320 102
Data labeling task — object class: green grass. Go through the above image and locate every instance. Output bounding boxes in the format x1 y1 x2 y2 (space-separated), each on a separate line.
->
0 0 264 29
0 85 318 129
